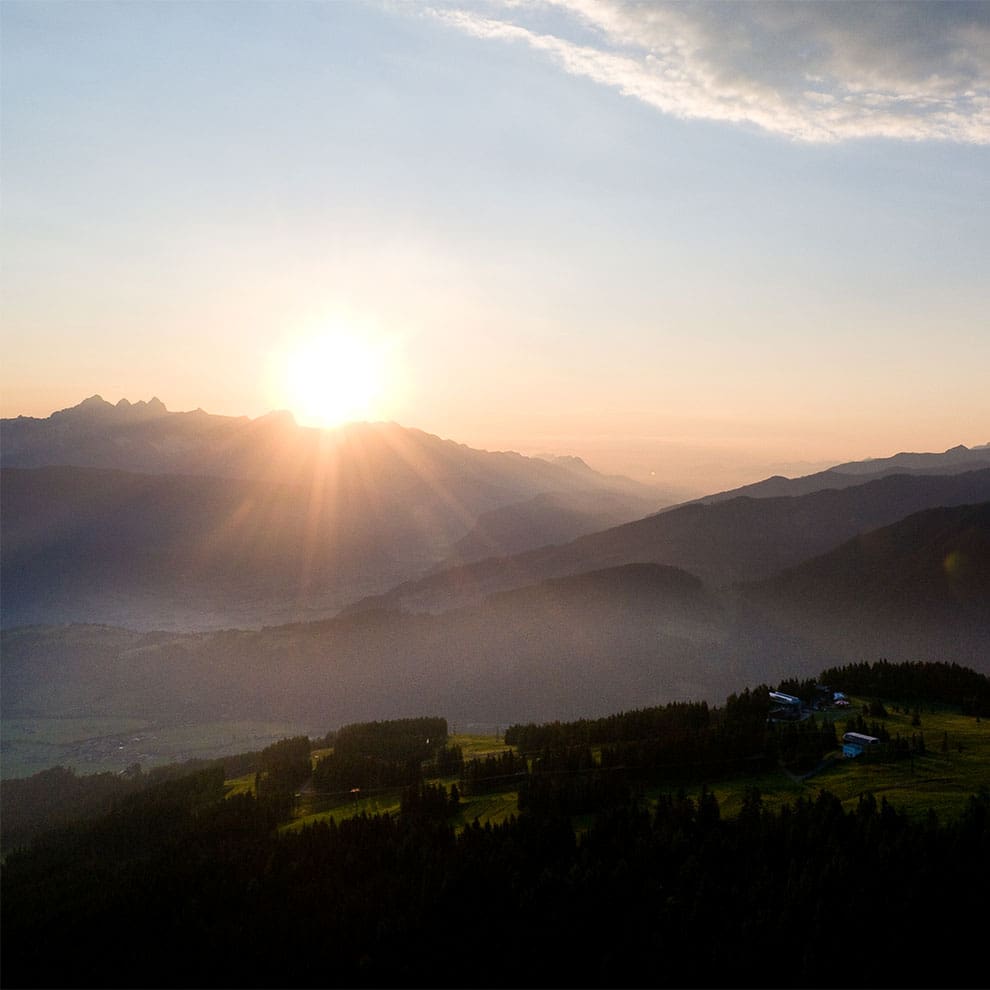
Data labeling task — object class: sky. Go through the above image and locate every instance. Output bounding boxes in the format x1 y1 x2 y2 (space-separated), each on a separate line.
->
2 0 989 493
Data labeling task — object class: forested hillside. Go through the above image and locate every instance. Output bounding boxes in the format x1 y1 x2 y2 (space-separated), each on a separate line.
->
3 661 988 989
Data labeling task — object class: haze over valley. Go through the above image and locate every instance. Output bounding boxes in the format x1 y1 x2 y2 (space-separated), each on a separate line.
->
3 395 988 777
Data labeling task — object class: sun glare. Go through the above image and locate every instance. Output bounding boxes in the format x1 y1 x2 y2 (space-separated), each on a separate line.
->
281 328 388 428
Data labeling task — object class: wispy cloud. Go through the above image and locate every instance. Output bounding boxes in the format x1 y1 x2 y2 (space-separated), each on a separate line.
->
430 0 990 143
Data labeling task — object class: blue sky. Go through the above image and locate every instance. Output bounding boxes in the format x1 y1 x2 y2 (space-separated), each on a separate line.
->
2 1 988 491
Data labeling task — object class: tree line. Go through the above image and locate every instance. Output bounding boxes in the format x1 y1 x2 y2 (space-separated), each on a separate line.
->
7 660 985 854
3 764 987 988
818 659 990 714
3 660 989 986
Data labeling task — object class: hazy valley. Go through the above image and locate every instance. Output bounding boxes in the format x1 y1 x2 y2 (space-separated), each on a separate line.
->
2 398 988 779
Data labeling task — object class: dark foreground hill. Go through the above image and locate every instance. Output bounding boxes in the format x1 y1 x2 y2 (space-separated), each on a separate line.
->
2 661 988 990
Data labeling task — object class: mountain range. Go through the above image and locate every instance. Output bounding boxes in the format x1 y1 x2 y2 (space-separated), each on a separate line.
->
689 443 990 505
1 396 988 748
1 397 662 629
345 468 990 615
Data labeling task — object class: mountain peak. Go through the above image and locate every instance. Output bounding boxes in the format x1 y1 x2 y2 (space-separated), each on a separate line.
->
52 395 170 421
51 395 115 420
113 396 168 418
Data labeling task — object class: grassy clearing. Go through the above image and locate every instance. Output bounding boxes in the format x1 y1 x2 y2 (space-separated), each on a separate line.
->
698 699 990 823
449 733 513 759
452 789 520 827
801 703 990 821
243 698 990 833
224 773 256 798
281 788 404 833
281 787 521 834
451 701 990 827
278 765 521 834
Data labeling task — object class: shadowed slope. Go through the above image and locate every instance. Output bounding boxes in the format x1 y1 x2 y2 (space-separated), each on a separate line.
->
346 468 990 616
741 502 990 665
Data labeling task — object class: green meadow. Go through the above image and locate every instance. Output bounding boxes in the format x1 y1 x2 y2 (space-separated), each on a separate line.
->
278 733 520 833
269 702 989 834
647 699 990 821
659 699 990 823
799 702 990 821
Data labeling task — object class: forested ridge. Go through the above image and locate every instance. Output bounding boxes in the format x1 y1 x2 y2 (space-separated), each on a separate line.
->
2 661 989 989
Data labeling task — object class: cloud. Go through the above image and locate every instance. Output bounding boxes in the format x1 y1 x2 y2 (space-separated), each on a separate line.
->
430 0 990 143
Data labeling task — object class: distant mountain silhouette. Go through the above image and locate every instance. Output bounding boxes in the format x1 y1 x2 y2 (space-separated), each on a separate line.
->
1 399 663 629
828 444 990 475
0 396 658 499
741 501 990 665
690 444 990 505
345 468 990 616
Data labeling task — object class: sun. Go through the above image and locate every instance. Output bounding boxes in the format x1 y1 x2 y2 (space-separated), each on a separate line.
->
281 328 388 428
